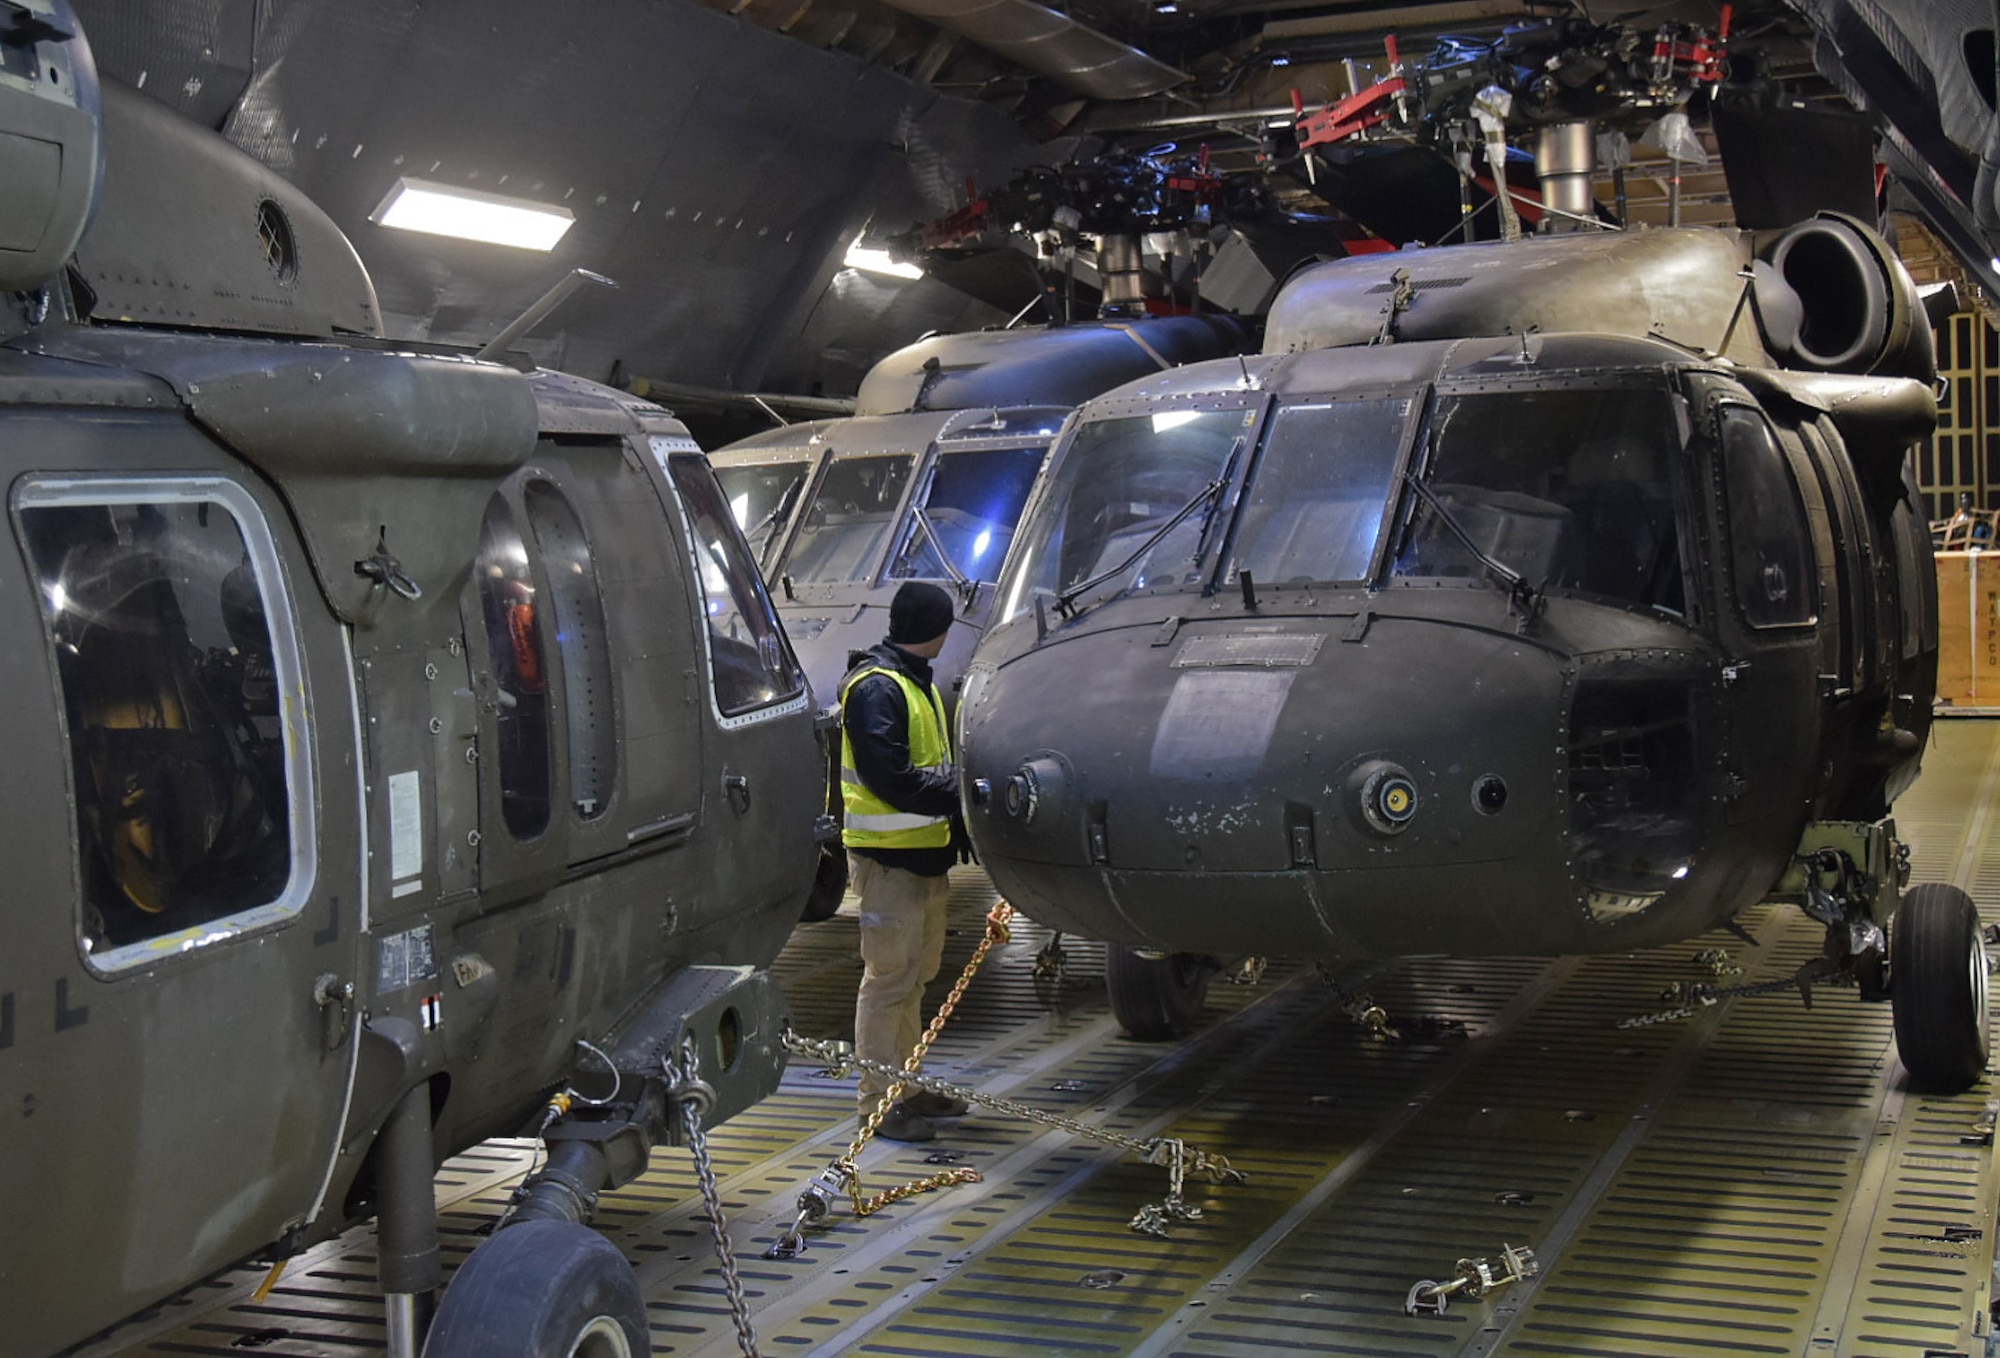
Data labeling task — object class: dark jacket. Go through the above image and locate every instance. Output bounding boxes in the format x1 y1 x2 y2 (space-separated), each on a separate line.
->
841 641 958 876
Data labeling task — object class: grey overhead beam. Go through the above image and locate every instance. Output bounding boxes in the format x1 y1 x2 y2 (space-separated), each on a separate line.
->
872 0 1188 99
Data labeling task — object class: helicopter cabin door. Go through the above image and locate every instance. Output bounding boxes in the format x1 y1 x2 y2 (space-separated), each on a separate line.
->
461 442 707 891
0 452 364 1356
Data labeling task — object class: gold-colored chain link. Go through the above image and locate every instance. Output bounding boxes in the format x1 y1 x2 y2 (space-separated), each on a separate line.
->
840 900 1015 1217
770 899 1246 1257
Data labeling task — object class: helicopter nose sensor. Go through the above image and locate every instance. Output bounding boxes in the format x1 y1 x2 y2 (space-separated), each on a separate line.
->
1002 755 1069 825
1353 761 1420 836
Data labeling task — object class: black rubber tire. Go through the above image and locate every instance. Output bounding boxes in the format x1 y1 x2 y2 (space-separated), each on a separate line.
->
800 844 848 923
1105 944 1214 1041
423 1220 646 1358
1891 883 1992 1092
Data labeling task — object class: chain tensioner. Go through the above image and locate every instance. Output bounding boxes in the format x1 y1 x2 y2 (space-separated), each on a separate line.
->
1406 1243 1539 1316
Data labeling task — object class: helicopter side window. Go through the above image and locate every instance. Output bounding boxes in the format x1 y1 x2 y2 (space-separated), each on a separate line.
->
524 479 616 821
19 483 314 967
715 457 811 575
888 445 1046 585
1718 406 1816 628
784 453 916 585
475 494 554 841
1229 397 1411 584
1393 387 1685 615
665 453 808 718
1001 407 1250 619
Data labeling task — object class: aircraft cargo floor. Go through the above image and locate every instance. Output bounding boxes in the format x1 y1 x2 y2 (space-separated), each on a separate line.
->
77 719 2000 1358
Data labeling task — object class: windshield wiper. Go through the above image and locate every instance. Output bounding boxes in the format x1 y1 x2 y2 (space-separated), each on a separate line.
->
745 478 804 562
1401 474 1544 622
907 504 974 602
1056 478 1225 616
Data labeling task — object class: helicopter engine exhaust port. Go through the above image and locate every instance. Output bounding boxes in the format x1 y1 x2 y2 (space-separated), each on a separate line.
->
1758 213 1931 380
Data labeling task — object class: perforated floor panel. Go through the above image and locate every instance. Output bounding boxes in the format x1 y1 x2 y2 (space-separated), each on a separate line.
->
73 723 2000 1358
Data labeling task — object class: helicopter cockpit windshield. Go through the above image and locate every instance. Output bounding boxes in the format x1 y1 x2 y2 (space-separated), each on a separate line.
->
1391 385 1688 616
716 451 813 573
785 453 917 585
1226 397 1414 586
887 423 1051 586
1002 406 1254 618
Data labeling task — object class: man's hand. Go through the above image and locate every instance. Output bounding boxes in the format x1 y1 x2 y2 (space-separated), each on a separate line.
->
950 813 979 865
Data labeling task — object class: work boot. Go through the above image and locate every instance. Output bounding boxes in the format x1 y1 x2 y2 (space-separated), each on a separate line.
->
871 1101 936 1143
904 1090 970 1118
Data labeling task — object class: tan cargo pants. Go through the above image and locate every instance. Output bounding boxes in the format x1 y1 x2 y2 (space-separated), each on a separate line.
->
850 853 950 1110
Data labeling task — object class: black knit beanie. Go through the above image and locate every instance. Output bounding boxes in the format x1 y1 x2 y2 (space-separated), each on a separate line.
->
888 580 955 645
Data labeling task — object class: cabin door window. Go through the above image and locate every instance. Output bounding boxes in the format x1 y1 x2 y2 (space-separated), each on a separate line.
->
1718 405 1817 628
664 452 808 722
18 479 315 968
523 479 616 821
473 493 554 840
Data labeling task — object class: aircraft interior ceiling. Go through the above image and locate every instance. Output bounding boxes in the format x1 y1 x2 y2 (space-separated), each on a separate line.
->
69 0 1048 402
66 0 2000 421
13 6 2000 1356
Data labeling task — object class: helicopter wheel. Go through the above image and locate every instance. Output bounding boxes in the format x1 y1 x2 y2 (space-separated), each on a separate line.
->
1105 943 1214 1040
1890 883 1992 1092
800 844 848 923
423 1220 645 1358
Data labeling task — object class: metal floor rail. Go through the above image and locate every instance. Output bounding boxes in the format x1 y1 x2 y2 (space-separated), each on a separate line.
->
73 721 2000 1358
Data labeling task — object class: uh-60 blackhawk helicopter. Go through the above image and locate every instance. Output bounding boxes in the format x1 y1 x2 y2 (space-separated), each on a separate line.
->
956 212 1990 1092
711 313 1244 719
0 8 821 1356
708 313 1241 918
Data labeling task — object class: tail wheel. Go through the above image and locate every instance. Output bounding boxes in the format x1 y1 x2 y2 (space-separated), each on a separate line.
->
423 1220 645 1358
1891 883 1992 1091
1105 943 1214 1041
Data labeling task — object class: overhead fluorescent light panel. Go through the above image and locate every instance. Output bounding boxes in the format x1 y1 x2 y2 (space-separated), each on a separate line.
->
371 177 574 251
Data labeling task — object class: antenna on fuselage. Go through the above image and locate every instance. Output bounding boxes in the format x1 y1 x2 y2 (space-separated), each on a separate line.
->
477 268 617 362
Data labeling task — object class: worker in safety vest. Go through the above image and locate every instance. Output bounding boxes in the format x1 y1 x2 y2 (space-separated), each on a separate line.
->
840 580 972 1143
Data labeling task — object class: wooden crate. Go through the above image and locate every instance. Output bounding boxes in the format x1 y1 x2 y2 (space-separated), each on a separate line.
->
1936 550 2000 711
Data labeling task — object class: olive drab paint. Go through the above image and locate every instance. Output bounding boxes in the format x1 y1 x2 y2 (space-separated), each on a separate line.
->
0 20 823 1355
962 220 1978 1089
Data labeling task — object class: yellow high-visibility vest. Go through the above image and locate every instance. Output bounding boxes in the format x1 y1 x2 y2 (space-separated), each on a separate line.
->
839 665 952 849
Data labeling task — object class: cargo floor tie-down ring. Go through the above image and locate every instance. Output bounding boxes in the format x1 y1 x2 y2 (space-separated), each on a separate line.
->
769 901 1247 1259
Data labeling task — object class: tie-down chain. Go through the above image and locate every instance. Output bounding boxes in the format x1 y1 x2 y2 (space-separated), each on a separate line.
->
768 901 1245 1258
773 1032 1247 1253
1615 939 1858 1029
664 1035 761 1358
